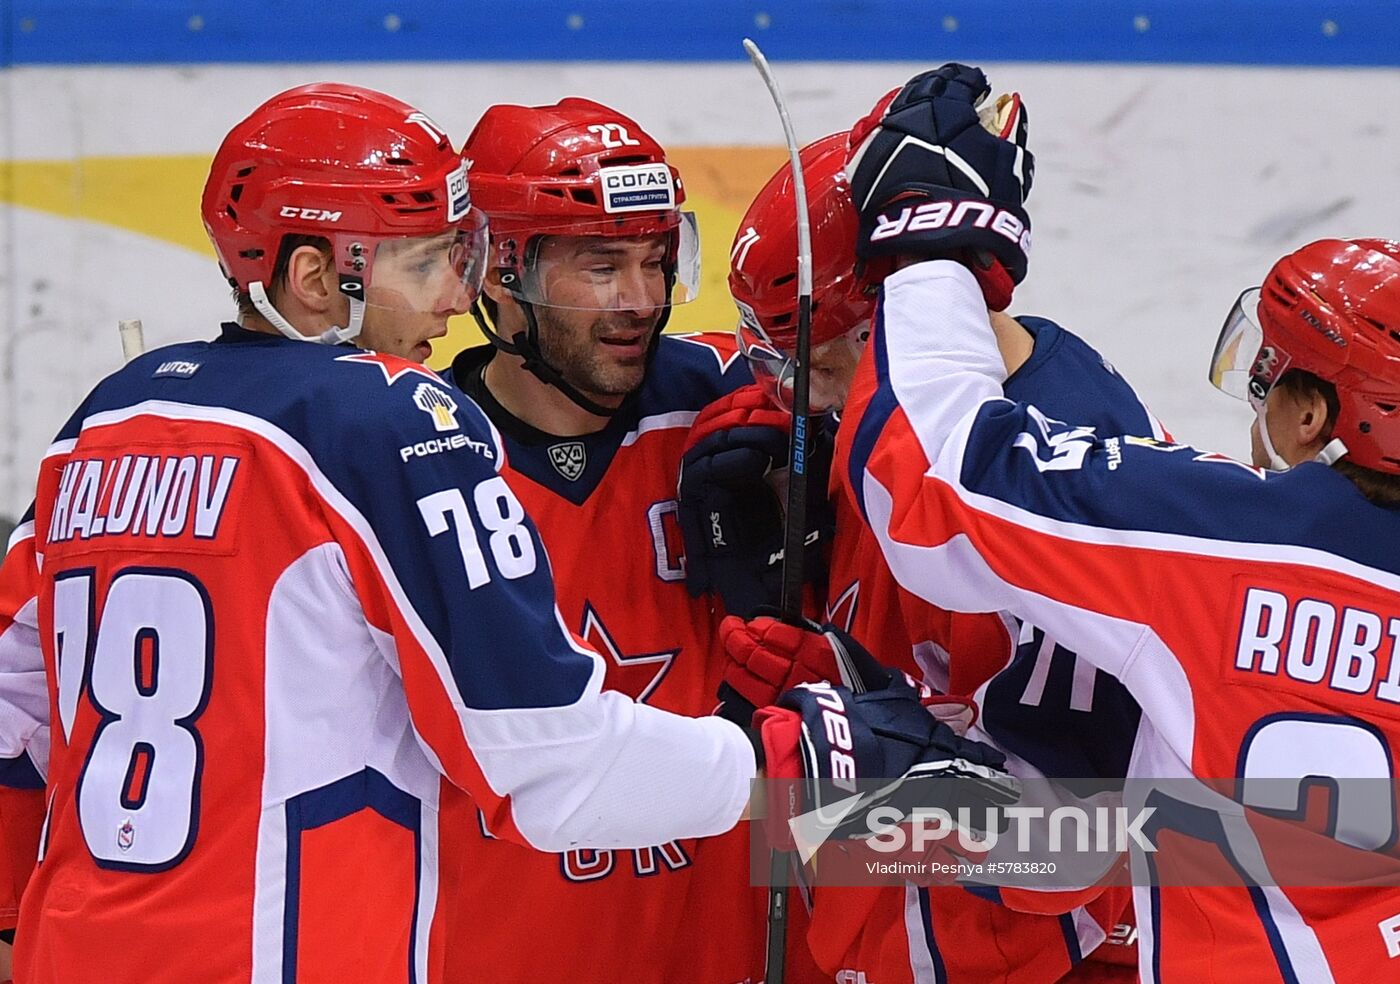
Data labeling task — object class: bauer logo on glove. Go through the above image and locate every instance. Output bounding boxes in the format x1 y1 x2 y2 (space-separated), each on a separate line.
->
845 62 1034 310
868 200 1029 254
754 670 1020 855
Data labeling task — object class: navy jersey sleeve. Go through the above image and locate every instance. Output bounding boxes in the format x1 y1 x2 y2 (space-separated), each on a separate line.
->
315 364 756 850
1005 317 1166 440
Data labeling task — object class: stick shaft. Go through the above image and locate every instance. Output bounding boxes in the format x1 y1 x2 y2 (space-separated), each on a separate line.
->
743 39 815 984
741 39 813 624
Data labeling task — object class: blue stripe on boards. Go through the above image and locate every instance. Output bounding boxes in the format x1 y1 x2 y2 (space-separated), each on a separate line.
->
6 1 1400 67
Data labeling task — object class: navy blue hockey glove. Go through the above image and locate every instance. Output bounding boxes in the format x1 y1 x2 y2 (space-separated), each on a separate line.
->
677 386 831 619
846 63 1033 310
756 674 1018 849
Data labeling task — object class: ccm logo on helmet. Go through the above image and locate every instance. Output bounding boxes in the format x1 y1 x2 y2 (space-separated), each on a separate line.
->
804 681 858 793
870 200 1029 252
279 206 343 223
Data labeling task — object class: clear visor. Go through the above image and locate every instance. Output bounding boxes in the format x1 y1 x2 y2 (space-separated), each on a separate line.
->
1208 287 1286 407
737 318 868 414
509 212 701 312
364 208 489 315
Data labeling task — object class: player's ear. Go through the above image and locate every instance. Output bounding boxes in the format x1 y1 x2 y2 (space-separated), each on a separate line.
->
283 244 338 313
1286 383 1333 454
1296 388 1332 446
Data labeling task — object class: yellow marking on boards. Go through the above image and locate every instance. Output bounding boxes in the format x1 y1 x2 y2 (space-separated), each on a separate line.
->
2 146 792 368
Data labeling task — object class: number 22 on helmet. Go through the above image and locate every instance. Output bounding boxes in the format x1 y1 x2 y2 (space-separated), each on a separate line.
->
461 99 701 415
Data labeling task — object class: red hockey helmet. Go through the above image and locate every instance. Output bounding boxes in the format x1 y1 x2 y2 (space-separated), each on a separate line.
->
202 82 487 342
729 131 877 411
1210 238 1400 473
461 98 700 314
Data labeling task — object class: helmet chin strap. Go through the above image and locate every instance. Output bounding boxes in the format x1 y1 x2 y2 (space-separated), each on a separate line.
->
1254 402 1349 471
247 281 365 346
1315 437 1349 466
473 301 619 417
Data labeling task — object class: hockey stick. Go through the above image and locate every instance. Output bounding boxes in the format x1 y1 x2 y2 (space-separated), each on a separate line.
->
118 319 146 362
742 38 813 984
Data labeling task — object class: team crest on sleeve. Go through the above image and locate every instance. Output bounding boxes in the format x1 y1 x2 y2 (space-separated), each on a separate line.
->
548 442 587 481
413 383 460 432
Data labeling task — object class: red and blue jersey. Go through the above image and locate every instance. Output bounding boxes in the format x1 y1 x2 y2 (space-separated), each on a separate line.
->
0 324 754 984
814 316 1151 983
0 508 47 931
437 333 784 984
843 260 1400 984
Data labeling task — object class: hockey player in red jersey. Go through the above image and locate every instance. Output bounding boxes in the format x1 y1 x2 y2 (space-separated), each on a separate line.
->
430 97 813 984
830 62 1400 982
0 82 1011 984
684 126 1142 981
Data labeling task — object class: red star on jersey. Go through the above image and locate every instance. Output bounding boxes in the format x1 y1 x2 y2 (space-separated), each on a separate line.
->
579 602 678 705
672 332 743 374
335 351 443 387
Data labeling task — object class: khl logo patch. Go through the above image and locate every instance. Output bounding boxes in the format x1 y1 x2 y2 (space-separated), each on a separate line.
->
548 442 587 481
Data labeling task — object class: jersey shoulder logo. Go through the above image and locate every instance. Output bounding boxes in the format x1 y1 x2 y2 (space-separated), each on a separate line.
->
153 360 201 379
335 351 442 387
1124 435 1189 453
1012 405 1097 473
413 383 459 432
548 442 586 481
1192 450 1267 479
670 332 743 374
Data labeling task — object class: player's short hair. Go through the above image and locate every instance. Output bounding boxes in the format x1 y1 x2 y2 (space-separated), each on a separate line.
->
1277 368 1400 508
234 234 332 320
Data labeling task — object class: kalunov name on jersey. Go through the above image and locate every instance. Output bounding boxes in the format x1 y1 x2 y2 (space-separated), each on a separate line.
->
0 324 754 984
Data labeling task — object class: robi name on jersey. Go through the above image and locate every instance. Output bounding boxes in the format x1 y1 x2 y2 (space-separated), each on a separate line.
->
1235 585 1400 706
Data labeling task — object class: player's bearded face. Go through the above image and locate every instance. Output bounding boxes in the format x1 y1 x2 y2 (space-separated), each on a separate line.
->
528 235 670 400
533 302 658 400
